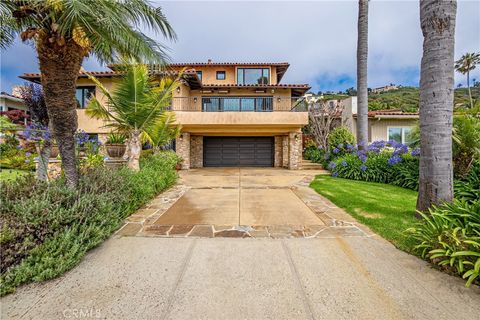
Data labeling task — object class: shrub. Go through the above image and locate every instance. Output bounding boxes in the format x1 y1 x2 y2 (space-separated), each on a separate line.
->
328 141 420 190
0 148 36 170
454 161 480 203
0 151 178 295
106 132 127 144
407 200 480 287
327 126 355 151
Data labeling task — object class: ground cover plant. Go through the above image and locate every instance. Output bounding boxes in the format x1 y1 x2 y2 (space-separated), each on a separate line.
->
0 152 179 296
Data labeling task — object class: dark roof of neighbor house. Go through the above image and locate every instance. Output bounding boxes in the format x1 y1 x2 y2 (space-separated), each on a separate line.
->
0 91 23 102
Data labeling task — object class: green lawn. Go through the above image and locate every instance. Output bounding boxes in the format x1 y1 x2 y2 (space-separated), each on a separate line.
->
0 169 31 182
310 175 418 253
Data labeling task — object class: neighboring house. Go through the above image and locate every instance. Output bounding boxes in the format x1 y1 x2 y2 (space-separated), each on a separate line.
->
371 84 399 94
0 91 27 112
20 61 310 169
332 97 418 144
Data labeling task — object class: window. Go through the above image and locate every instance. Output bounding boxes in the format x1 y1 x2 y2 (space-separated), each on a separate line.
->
388 127 413 145
75 87 95 109
202 97 273 112
196 71 202 81
237 68 270 85
216 71 226 80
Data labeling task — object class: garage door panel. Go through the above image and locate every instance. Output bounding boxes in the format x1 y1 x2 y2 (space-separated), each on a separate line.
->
204 137 273 167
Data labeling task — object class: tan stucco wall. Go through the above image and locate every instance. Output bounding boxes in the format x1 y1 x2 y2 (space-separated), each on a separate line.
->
76 78 116 134
170 65 277 85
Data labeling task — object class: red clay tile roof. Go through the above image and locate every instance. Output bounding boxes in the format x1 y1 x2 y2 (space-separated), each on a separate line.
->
167 62 290 67
201 83 310 89
359 109 419 118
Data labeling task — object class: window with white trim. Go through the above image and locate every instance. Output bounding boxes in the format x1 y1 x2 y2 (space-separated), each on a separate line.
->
387 127 413 145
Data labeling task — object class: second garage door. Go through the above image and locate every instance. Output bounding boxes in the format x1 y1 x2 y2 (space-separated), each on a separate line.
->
204 137 274 167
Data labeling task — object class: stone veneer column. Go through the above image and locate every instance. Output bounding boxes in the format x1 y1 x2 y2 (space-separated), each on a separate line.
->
274 136 283 167
190 135 203 168
282 135 289 168
176 132 190 169
288 132 302 170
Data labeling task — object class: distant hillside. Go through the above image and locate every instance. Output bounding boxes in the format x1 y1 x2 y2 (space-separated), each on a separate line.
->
321 86 480 112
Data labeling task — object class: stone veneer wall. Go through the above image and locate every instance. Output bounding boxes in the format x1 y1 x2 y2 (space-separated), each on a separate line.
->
190 135 203 168
274 136 283 167
288 132 302 170
175 132 190 169
282 135 289 168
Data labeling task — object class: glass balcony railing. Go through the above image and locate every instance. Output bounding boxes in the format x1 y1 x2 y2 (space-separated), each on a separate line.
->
169 97 307 112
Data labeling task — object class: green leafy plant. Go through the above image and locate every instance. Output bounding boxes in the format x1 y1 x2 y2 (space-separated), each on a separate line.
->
452 115 480 178
0 151 179 296
454 161 480 203
327 126 355 151
106 132 127 144
407 200 480 287
86 63 181 170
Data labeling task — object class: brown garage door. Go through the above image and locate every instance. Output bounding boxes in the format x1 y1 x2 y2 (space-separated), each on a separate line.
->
204 137 274 167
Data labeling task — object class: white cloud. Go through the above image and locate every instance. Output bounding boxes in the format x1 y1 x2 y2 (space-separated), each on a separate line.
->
1 0 479 92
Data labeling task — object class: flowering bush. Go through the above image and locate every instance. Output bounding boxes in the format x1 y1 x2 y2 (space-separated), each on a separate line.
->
327 140 420 190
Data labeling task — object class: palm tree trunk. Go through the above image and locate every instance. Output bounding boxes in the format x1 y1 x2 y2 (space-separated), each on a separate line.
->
467 71 473 107
416 0 456 213
356 0 369 147
37 40 86 188
35 140 51 182
128 130 141 171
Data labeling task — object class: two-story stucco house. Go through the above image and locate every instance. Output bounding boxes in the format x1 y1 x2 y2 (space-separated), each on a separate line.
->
20 61 310 169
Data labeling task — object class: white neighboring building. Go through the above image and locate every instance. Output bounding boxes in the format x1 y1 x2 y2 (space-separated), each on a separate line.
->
334 96 418 144
0 91 27 112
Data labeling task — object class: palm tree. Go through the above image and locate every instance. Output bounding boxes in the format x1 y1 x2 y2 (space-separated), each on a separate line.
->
86 63 180 171
0 1 175 187
455 52 480 108
416 0 457 213
356 0 369 147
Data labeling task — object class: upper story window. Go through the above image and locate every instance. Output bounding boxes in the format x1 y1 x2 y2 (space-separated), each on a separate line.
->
216 71 226 80
196 71 202 81
76 86 95 109
237 68 270 85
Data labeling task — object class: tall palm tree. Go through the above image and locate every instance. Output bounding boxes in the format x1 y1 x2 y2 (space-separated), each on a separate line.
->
455 52 480 108
416 0 457 213
356 0 369 147
86 63 180 171
0 1 175 187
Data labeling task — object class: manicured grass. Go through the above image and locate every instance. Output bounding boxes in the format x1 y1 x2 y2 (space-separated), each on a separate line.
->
0 169 31 182
310 175 418 253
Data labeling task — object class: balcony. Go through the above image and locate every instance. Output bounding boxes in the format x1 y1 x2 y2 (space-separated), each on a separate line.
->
169 97 307 112
170 97 308 134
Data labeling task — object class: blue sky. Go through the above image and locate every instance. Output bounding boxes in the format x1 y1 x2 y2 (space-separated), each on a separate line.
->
1 0 479 93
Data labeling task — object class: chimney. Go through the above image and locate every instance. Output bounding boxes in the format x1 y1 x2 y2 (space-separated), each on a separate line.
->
207 59 212 64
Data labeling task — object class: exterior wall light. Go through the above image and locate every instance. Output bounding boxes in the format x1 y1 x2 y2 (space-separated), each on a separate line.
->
193 97 197 103
176 87 181 94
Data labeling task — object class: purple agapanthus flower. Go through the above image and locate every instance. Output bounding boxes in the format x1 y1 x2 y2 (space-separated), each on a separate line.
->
25 152 31 157
332 147 340 154
388 154 402 166
367 140 386 153
24 159 30 163
23 123 50 142
332 172 339 178
360 164 367 172
358 154 367 163
341 160 348 167
346 144 355 151
328 162 337 169
75 129 90 146
411 148 420 157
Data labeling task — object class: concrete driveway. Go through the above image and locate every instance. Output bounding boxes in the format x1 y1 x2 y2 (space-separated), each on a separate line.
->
2 237 479 319
156 168 324 226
